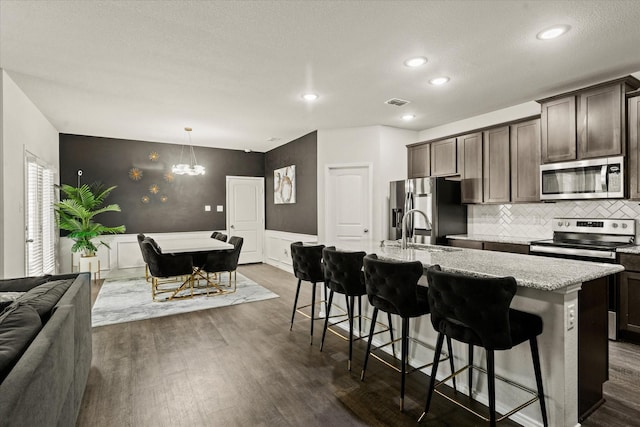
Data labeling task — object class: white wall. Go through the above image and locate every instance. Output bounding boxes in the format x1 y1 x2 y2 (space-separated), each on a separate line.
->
418 101 541 142
317 125 417 242
1 70 59 278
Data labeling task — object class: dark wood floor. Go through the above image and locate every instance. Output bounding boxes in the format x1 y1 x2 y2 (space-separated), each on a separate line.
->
78 264 640 426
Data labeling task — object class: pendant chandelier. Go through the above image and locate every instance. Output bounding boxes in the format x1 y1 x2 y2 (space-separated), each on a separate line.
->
172 127 205 176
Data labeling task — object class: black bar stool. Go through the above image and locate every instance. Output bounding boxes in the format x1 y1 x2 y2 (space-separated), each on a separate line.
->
320 247 395 371
290 241 327 345
362 254 456 412
420 265 548 427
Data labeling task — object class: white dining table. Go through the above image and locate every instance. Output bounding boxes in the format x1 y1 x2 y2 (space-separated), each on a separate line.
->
152 236 233 254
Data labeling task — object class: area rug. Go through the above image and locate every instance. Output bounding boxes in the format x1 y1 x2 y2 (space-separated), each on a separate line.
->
91 273 279 327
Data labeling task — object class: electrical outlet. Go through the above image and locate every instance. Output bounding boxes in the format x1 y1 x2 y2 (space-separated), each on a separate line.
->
567 304 576 331
204 205 211 212
217 205 224 212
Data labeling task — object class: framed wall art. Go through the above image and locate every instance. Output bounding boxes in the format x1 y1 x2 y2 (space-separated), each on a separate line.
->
274 165 296 204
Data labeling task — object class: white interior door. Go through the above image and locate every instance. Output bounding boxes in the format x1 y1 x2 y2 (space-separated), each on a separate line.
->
326 164 372 244
226 176 264 264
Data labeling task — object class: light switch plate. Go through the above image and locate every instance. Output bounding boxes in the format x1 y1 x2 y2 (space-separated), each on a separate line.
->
217 205 224 212
204 205 211 212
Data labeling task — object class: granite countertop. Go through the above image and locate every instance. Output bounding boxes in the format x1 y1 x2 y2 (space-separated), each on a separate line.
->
445 234 543 245
616 245 640 254
330 240 623 292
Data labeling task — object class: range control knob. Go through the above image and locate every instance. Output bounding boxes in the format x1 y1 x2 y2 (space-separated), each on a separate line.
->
622 223 628 229
565 221 570 227
557 221 563 227
613 223 619 228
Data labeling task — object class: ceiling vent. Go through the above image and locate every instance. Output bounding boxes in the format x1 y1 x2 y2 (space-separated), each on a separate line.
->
385 98 410 107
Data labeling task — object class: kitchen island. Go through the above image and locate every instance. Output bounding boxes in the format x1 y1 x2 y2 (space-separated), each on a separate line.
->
326 241 623 427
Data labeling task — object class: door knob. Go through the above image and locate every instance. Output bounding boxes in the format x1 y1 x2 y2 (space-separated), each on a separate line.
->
230 225 235 229
364 228 369 233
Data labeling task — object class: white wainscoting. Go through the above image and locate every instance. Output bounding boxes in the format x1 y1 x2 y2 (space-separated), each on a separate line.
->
264 230 318 273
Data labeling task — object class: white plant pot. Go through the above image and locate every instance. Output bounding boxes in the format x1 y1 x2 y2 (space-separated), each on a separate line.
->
79 255 100 274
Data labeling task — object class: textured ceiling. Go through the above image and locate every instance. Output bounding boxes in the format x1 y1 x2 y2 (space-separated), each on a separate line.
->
1 1 640 152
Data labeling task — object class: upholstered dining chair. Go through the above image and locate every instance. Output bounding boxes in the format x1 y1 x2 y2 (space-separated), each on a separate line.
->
140 239 194 301
321 247 396 371
201 236 243 293
420 265 548 427
290 241 326 345
214 233 228 242
137 233 150 282
362 254 457 412
210 231 220 239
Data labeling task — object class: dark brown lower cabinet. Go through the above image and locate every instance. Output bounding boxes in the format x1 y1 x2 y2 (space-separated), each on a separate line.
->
616 254 640 339
483 241 529 254
578 277 609 421
447 239 483 250
619 271 640 335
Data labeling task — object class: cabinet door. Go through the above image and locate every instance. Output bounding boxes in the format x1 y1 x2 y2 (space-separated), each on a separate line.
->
483 126 510 203
629 96 640 199
541 96 576 163
620 271 640 334
510 119 541 202
457 132 483 203
430 138 457 177
578 84 623 159
408 144 430 178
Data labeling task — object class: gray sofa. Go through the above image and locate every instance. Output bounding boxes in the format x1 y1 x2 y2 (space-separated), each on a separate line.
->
0 273 92 427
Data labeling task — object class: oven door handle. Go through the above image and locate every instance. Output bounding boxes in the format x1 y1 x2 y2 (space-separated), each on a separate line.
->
529 245 617 260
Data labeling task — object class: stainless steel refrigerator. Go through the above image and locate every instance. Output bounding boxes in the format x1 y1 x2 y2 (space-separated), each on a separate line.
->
389 177 467 244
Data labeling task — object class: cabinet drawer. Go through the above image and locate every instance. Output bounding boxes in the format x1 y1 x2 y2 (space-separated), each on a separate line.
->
448 239 483 250
484 242 530 255
618 253 640 271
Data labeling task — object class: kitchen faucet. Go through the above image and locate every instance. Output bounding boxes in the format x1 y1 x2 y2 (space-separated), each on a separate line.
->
401 209 432 249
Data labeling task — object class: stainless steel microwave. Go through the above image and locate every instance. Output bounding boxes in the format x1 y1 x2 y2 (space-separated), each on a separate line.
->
540 156 624 200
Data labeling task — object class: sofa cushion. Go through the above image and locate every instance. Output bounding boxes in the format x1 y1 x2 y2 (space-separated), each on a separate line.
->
0 276 51 293
16 279 74 321
0 292 25 314
0 303 42 382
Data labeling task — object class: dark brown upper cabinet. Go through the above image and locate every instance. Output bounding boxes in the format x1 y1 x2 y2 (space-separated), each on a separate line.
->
408 143 430 178
539 77 640 163
430 138 457 177
457 132 483 204
629 94 640 199
540 96 576 163
578 84 625 159
483 126 511 204
510 119 541 203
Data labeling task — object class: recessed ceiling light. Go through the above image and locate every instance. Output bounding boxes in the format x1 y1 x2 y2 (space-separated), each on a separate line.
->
536 25 571 40
402 114 416 121
404 56 428 67
302 93 319 101
429 77 450 86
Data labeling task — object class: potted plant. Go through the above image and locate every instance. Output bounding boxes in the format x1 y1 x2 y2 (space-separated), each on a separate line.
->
55 183 126 273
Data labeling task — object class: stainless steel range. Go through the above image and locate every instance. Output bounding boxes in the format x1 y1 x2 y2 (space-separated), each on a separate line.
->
530 218 636 261
530 218 636 339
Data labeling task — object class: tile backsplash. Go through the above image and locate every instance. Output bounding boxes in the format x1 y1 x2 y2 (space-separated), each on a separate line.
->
468 200 640 240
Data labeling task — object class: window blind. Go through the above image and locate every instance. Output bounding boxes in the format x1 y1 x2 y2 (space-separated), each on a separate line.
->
25 154 56 276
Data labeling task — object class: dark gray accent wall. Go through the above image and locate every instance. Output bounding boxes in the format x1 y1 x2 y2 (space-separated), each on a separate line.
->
59 134 264 234
264 131 317 235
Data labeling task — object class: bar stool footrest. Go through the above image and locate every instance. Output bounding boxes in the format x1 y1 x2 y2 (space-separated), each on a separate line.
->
432 363 541 423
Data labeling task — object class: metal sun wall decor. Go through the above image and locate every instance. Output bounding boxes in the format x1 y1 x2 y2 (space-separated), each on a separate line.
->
129 151 174 204
274 165 296 204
